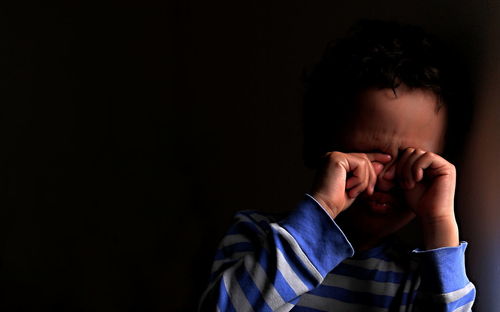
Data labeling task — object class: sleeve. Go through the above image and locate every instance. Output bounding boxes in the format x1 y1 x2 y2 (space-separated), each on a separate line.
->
410 242 476 312
198 194 355 312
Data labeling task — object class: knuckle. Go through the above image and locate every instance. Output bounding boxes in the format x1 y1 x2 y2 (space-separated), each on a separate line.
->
352 153 365 161
411 161 420 170
404 147 415 154
330 151 343 159
328 151 342 162
361 180 369 189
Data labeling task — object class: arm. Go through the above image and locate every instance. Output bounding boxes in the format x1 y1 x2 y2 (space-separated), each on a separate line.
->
200 151 390 311
396 148 475 311
411 243 475 312
198 195 354 312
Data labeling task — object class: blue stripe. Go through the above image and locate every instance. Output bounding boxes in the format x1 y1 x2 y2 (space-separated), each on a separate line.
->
272 230 318 288
258 246 298 301
215 242 254 260
308 284 394 308
291 305 325 312
274 269 299 302
332 263 404 283
400 291 411 306
410 290 418 304
240 211 272 227
290 296 301 305
353 252 394 262
447 286 476 311
399 271 418 305
210 259 239 282
234 264 273 312
218 277 237 312
414 286 475 310
227 218 263 237
351 240 400 261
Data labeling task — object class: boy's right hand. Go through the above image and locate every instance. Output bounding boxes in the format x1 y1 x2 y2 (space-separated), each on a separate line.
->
311 151 392 219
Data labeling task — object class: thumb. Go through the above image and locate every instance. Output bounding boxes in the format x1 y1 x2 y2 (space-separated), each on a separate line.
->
372 162 384 175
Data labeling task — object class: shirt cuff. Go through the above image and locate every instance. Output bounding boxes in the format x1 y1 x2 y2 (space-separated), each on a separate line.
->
278 194 355 277
412 241 470 293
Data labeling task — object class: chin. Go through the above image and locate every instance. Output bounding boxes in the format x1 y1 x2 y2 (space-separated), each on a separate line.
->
345 198 416 241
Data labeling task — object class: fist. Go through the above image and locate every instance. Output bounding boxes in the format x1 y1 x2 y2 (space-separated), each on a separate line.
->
311 151 392 219
394 148 456 222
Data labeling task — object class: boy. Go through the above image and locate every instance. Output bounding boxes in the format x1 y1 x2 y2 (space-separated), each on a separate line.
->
199 20 475 311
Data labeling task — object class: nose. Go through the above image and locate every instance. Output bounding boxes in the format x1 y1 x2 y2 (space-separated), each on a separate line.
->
375 161 396 192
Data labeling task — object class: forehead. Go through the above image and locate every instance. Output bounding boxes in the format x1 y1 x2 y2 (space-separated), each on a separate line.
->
340 86 447 155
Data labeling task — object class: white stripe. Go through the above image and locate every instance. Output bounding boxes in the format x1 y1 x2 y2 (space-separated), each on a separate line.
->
402 272 420 294
402 303 414 312
418 282 475 304
342 257 405 273
399 275 420 312
198 258 245 312
208 245 298 311
223 263 254 312
275 303 295 312
213 215 274 275
323 272 402 297
297 293 388 312
212 234 254 272
275 247 309 294
246 211 274 223
271 223 323 282
452 300 474 312
243 257 286 310
212 251 249 274
234 213 266 235
442 282 475 303
221 234 251 247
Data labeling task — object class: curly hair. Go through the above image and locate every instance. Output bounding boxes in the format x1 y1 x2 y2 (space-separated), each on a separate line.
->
303 19 471 169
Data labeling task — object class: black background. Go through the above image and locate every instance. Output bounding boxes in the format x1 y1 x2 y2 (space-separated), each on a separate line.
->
0 1 485 311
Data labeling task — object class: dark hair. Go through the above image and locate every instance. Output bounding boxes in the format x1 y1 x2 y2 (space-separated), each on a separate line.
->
302 19 472 169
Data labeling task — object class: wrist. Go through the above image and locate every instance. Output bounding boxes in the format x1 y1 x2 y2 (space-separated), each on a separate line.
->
311 193 340 219
418 215 459 250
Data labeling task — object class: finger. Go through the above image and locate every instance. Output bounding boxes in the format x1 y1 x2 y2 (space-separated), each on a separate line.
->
372 162 384 175
365 153 392 164
367 159 378 195
345 176 360 189
348 157 370 197
407 149 426 182
383 162 396 180
357 154 377 195
404 149 426 188
349 183 365 198
412 152 452 179
396 148 415 189
343 154 364 195
365 159 374 194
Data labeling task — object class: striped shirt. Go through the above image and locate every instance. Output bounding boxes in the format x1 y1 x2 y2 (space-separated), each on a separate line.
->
199 194 475 311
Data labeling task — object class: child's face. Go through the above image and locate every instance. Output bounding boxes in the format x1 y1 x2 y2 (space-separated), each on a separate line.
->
337 84 447 243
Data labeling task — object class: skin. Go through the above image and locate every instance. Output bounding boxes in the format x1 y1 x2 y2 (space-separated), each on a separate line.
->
311 84 459 251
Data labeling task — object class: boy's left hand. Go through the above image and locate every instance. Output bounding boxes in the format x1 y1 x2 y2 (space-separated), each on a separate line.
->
393 147 459 249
